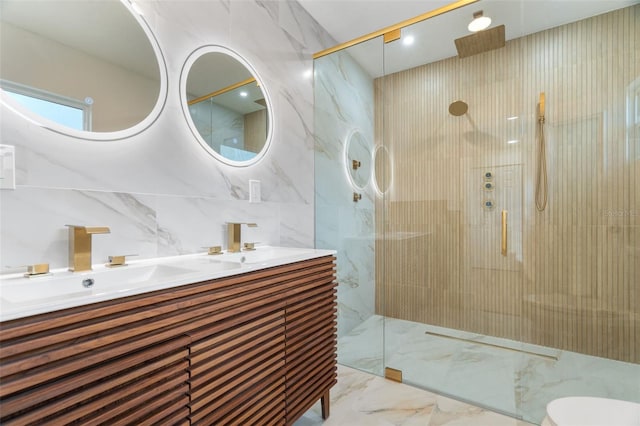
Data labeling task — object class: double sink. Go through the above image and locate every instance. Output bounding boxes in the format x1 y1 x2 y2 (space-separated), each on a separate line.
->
0 246 328 322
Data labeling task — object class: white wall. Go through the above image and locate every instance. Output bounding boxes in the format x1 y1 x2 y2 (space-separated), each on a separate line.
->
0 0 335 270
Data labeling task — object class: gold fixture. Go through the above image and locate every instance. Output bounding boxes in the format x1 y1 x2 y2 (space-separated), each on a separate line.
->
384 367 403 383
536 92 548 211
66 225 110 272
205 246 223 255
24 263 50 277
454 25 505 58
448 100 468 116
352 159 361 170
353 192 362 202
226 222 258 253
106 254 136 267
501 210 508 256
188 77 257 106
467 10 491 32
313 0 479 59
243 242 256 251
383 28 401 44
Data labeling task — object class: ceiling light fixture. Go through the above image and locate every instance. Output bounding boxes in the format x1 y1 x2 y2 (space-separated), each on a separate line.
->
468 10 491 32
239 91 248 97
402 35 415 46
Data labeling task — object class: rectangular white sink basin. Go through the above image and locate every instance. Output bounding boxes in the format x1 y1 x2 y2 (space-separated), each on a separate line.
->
1 264 200 305
217 246 319 264
0 246 335 322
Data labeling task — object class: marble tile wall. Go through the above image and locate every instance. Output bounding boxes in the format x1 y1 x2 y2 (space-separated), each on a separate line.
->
314 43 378 339
0 1 335 270
375 5 640 363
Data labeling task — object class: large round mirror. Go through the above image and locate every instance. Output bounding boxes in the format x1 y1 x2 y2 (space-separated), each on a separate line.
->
0 0 166 140
181 46 272 166
345 130 371 189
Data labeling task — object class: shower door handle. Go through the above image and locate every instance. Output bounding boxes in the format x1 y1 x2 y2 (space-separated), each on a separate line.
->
501 210 508 256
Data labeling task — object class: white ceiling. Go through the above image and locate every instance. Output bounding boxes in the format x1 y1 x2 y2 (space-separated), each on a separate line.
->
299 0 639 77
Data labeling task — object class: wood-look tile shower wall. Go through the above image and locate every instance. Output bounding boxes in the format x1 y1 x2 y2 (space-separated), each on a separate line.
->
374 5 639 363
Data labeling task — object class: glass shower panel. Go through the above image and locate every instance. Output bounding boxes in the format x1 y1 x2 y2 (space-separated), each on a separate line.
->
376 1 639 424
314 36 385 376
378 3 527 418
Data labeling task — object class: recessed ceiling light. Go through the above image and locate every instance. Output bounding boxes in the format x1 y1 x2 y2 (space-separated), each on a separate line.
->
240 91 248 97
468 10 491 32
402 35 415 46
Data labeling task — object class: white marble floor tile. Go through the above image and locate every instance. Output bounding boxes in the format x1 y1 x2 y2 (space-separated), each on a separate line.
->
295 365 533 426
334 315 640 424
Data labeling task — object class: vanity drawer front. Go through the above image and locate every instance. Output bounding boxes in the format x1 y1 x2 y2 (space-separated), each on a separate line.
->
190 310 286 425
0 336 190 426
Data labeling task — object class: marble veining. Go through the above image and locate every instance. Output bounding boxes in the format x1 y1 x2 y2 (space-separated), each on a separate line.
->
294 365 534 426
0 0 334 271
315 48 376 339
338 315 640 424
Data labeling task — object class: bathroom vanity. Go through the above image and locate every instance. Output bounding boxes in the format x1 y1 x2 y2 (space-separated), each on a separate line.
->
0 248 337 425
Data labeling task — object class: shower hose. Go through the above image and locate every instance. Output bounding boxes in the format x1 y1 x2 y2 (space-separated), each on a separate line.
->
535 112 548 211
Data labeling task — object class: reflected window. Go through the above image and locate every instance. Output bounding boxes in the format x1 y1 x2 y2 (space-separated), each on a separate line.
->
2 80 90 131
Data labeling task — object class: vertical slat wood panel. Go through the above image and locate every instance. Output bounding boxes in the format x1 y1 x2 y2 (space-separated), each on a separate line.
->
375 5 639 363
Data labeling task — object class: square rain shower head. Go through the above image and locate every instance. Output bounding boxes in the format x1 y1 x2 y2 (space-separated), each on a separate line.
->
455 25 506 58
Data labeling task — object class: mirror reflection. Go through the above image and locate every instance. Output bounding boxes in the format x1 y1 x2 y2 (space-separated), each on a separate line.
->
0 0 164 138
346 131 371 189
373 145 390 194
184 49 270 165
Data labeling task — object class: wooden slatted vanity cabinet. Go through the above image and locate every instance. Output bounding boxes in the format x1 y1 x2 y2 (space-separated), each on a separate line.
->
0 255 337 425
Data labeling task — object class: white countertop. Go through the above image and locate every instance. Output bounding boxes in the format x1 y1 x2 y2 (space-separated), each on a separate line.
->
0 246 336 322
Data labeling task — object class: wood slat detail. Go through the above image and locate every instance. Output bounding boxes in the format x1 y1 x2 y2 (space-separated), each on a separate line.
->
0 256 337 425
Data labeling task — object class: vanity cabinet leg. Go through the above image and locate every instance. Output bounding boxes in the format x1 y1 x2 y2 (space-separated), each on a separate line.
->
321 390 330 419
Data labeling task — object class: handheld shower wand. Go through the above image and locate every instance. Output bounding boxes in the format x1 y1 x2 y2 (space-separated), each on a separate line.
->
535 92 548 211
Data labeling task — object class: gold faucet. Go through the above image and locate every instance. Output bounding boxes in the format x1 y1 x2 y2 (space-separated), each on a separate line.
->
226 222 257 253
66 225 110 272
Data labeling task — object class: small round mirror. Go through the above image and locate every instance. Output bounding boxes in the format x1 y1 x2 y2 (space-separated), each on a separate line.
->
345 131 371 189
181 46 272 166
0 0 166 140
373 145 391 195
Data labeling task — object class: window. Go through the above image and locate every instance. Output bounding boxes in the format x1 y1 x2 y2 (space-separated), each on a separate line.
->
1 80 91 131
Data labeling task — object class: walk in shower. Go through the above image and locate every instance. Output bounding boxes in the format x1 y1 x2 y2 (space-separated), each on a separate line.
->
314 1 639 423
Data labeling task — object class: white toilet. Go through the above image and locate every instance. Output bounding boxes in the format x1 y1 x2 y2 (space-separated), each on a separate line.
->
541 397 640 426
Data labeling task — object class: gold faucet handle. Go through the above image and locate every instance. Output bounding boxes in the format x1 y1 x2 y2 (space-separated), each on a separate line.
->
65 225 111 234
243 242 258 251
203 246 223 255
24 263 50 277
106 254 137 267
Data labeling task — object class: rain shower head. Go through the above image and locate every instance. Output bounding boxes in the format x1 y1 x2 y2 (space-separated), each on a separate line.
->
454 25 505 58
449 100 468 116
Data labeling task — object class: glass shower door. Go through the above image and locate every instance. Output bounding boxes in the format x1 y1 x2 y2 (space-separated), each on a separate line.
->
379 4 528 419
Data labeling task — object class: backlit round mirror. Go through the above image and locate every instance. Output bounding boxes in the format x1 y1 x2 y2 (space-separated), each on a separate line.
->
345 130 371 189
181 46 272 167
0 0 166 140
